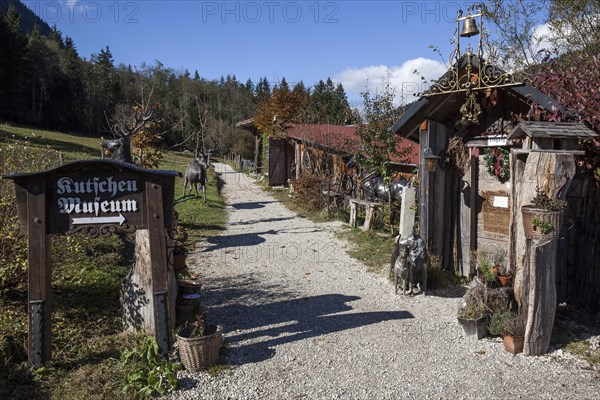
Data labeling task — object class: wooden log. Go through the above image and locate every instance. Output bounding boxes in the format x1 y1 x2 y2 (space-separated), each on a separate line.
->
363 205 376 232
524 239 557 355
510 151 576 356
349 200 358 228
512 152 575 314
121 230 153 333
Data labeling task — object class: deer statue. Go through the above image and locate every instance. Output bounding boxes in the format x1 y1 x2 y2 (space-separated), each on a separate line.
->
101 106 153 164
182 152 208 203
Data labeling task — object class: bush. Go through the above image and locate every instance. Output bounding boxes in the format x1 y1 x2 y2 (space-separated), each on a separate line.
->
290 173 323 212
0 140 60 295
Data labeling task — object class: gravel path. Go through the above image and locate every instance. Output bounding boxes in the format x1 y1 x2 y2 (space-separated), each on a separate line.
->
169 163 600 400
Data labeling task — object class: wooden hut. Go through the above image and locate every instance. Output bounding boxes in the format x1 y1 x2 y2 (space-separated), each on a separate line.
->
391 55 598 285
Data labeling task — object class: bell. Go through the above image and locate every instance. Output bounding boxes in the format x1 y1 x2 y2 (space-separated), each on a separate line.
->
460 16 479 38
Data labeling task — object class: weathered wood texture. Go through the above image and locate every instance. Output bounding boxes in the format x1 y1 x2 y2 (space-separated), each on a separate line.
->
122 230 154 333
511 152 576 312
348 198 380 231
26 179 51 366
399 187 417 238
510 151 576 355
421 121 455 272
559 175 600 310
524 239 557 355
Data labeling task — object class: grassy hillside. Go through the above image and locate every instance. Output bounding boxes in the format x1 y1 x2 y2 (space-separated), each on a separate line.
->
0 123 227 399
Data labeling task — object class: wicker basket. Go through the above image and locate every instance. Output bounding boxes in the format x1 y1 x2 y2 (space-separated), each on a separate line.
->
177 324 222 372
521 205 563 241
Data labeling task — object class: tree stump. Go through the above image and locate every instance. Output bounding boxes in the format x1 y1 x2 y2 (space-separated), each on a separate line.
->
121 230 177 333
510 151 576 356
524 239 557 355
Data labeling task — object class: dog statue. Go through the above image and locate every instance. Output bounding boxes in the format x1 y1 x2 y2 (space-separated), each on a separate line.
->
391 233 428 295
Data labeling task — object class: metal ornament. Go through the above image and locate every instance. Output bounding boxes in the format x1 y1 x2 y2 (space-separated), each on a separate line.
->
420 3 523 126
460 16 479 38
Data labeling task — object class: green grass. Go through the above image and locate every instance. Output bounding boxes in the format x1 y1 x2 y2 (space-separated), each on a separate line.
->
336 226 394 274
0 123 228 399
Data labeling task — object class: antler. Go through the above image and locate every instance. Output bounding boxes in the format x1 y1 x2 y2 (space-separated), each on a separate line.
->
124 104 153 137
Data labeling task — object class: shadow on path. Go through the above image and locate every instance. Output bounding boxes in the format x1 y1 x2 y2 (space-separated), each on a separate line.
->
201 230 278 252
229 216 296 226
205 283 414 365
230 200 279 210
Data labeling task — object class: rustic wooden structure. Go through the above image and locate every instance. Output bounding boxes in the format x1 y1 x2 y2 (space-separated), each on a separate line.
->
392 53 600 351
507 122 596 355
235 118 263 174
236 120 420 189
348 198 380 231
392 55 573 274
4 160 178 366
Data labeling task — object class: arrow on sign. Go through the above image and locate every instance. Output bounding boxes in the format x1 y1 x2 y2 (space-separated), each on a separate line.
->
72 213 126 226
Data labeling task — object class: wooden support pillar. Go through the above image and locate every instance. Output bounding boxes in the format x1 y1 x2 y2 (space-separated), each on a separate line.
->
363 205 376 232
399 187 416 238
349 201 358 228
510 151 576 356
146 179 171 357
27 179 51 367
524 239 557 355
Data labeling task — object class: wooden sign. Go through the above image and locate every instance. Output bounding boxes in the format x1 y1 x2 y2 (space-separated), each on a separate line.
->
4 160 178 366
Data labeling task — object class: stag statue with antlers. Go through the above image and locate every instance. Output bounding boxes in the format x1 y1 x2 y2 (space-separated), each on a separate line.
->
102 104 154 164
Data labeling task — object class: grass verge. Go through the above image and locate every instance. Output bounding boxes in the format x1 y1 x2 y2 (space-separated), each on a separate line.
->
0 124 227 399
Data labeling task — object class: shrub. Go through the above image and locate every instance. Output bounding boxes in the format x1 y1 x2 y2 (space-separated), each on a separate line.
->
290 173 323 212
0 140 60 295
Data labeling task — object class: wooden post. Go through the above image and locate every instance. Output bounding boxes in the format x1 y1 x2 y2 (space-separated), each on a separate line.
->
26 179 51 366
146 179 171 357
399 187 416 238
349 200 358 228
363 205 376 232
524 239 557 355
511 151 576 355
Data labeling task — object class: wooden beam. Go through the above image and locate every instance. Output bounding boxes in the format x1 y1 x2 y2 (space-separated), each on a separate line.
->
146 179 171 357
27 178 51 366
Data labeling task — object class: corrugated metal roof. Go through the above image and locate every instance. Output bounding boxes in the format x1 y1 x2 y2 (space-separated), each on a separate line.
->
508 121 598 140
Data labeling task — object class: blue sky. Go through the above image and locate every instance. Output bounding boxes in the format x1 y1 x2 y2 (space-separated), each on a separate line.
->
21 1 536 105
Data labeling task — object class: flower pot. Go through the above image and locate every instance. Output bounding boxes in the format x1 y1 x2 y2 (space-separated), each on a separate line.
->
177 324 223 371
497 274 512 287
173 253 187 272
177 279 202 296
521 206 563 241
502 335 524 354
458 316 488 341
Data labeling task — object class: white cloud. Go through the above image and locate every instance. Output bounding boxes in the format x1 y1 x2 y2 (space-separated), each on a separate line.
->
531 22 555 55
333 57 447 106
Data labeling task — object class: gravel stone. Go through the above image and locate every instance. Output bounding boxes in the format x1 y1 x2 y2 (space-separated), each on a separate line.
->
168 163 600 400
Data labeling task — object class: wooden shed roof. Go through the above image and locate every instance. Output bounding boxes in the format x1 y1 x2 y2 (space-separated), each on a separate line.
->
235 118 259 135
391 55 570 142
286 123 420 166
508 121 598 140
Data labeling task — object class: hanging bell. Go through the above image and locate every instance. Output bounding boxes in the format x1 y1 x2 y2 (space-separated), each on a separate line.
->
460 16 479 38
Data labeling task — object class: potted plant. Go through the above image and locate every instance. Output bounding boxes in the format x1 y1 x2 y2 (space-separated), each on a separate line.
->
495 264 512 287
176 314 223 372
521 186 567 240
488 312 526 354
172 245 188 272
457 283 490 340
474 249 496 287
